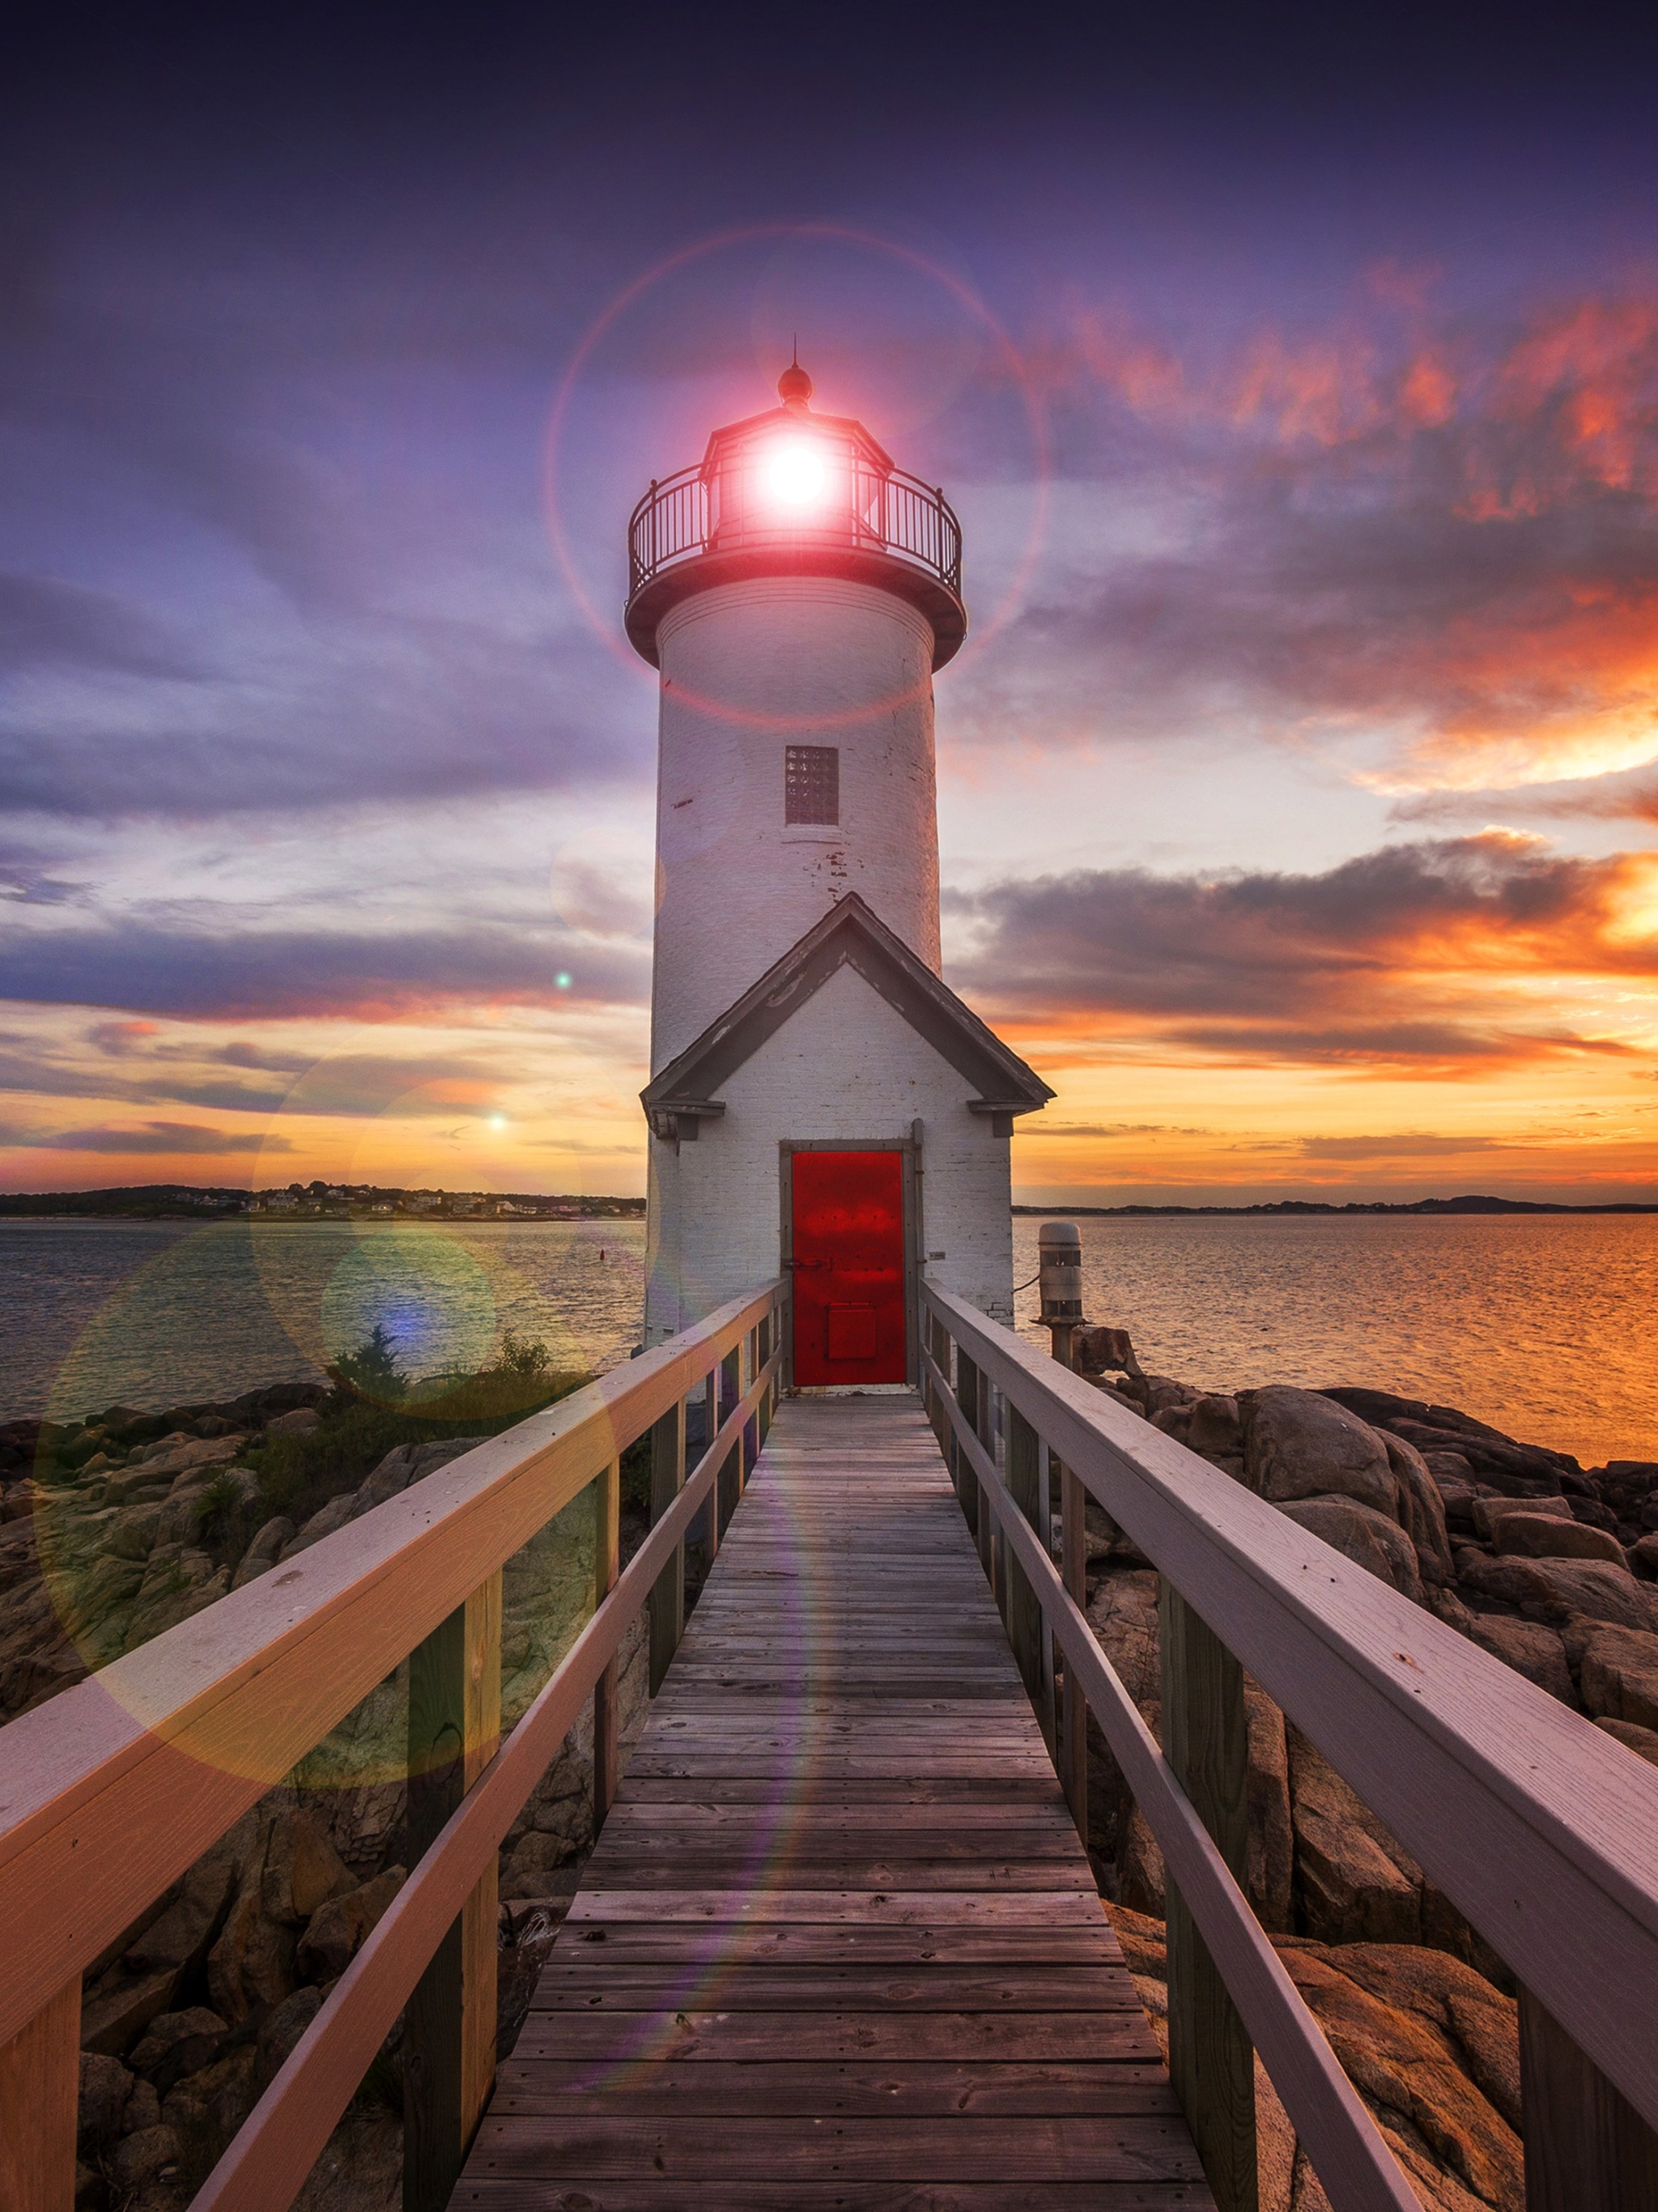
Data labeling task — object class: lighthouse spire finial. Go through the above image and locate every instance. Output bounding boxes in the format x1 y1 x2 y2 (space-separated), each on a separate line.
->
778 347 813 413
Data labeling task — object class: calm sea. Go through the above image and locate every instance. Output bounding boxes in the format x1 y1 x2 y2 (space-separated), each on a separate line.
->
1011 1212 1658 1469
1 1218 651 1428
2 1213 1653 1467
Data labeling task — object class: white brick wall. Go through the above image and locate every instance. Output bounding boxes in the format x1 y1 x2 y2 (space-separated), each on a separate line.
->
644 962 1014 1348
650 576 940 1073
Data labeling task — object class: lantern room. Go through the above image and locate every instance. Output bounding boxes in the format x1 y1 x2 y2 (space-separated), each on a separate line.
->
624 361 967 670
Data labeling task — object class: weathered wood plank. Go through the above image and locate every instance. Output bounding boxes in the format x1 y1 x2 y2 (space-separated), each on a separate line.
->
491 2058 1178 2116
543 1922 1120 1964
594 1802 1080 1835
457 2184 1212 2210
466 2113 1204 2180
454 1393 1206 2206
510 2010 1164 2062
580 1861 1092 1892
617 1774 1072 1803
533 1965 1142 2011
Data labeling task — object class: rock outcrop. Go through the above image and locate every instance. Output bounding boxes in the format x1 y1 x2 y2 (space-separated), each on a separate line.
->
1073 1331 1658 2210
1112 1906 1523 2210
0 1377 653 2212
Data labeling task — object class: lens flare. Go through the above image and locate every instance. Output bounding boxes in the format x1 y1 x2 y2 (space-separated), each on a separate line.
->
763 436 830 510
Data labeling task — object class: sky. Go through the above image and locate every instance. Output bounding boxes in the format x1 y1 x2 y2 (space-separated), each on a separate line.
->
3 2 1658 1206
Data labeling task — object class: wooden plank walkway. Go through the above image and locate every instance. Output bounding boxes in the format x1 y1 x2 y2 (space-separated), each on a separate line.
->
454 1391 1212 2209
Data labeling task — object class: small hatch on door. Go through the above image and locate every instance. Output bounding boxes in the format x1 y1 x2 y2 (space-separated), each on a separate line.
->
827 1306 878 1362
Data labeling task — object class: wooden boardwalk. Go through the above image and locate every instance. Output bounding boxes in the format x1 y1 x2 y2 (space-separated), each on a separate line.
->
454 1392 1211 2209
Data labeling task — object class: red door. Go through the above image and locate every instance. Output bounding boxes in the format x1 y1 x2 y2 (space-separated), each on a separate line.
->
790 1151 908 1386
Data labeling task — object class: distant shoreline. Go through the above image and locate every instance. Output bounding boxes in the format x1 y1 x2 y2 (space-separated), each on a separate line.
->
1012 1197 1658 1217
0 1185 646 1222
2 1187 1652 1223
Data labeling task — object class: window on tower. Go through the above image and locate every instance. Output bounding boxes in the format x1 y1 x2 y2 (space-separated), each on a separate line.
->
784 745 840 826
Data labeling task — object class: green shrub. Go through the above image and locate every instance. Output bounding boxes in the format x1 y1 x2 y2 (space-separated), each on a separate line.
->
246 1329 590 1532
327 1321 408 1402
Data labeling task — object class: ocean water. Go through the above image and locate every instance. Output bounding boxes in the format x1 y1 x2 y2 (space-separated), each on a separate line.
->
1012 1212 1658 1470
0 1217 650 1425
3 1212 1653 1468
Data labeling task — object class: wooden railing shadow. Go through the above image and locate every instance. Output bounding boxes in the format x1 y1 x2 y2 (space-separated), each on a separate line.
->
920 1282 1658 2212
0 1282 784 2212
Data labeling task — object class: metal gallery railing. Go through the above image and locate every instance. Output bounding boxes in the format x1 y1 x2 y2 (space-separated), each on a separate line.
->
627 453 963 602
920 1279 1658 2212
0 1281 785 2212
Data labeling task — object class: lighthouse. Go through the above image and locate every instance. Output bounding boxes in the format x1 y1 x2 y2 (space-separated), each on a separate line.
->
628 361 1052 1383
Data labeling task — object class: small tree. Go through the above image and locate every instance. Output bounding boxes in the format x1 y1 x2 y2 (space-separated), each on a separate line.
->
495 1328 551 1385
329 1321 409 1402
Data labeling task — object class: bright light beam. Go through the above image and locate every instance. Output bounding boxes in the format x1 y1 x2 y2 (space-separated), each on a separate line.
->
764 437 830 510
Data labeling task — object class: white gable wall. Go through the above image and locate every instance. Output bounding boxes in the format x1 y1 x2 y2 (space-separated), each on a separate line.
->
644 961 1014 1348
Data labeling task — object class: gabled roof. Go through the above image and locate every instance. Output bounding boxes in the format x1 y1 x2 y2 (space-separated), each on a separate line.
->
640 894 1053 1135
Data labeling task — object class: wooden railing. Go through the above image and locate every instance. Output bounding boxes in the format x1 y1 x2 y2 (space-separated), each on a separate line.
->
0 1281 784 2212
920 1281 1658 2212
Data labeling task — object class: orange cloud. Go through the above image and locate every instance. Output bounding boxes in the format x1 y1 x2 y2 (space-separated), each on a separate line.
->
952 832 1658 1074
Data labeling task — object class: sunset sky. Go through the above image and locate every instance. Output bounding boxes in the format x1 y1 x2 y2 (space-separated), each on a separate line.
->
4 6 1658 1206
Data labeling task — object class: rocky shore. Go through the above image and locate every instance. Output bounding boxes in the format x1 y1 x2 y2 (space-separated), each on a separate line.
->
3 1349 1655 2211
1 1380 649 2212
1069 1325 1658 2210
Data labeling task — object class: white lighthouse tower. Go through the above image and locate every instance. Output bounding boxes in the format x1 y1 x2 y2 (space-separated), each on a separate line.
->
628 360 1051 1384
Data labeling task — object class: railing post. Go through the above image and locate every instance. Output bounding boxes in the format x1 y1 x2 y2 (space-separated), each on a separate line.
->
717 1344 742 1538
1159 1580 1256 2211
0 1979 79 2212
1005 1402 1054 1750
1520 1988 1658 2209
955 1349 984 1556
701 1367 720 1567
648 1397 687 1695
984 1384 1006 1619
1060 1461 1090 1846
404 1570 503 2212
757 1311 774 1449
593 1459 621 1831
741 1327 759 1488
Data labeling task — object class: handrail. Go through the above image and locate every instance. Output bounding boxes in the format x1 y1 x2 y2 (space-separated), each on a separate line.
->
193 1340 781 2212
925 1341 1418 2210
0 1280 780 2047
922 1282 1658 2137
0 1279 784 2212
